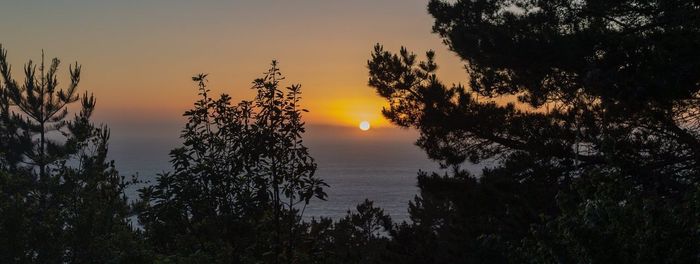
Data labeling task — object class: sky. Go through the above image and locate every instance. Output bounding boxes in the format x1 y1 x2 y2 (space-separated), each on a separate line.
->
1 0 466 133
2 0 473 218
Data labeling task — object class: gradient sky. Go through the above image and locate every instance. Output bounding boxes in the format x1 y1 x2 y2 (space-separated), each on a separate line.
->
1 0 466 129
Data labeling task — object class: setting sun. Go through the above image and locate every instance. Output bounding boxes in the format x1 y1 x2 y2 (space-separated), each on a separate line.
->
359 121 371 131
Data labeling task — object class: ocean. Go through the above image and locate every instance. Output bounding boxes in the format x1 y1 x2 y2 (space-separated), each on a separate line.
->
107 123 444 222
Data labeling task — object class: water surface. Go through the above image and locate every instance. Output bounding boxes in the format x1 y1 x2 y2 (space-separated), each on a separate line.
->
108 123 443 222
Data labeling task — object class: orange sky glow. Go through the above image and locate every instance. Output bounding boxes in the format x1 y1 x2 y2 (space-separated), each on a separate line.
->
1 1 467 129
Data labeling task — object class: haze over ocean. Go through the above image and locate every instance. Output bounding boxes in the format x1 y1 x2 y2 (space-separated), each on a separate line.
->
108 122 452 221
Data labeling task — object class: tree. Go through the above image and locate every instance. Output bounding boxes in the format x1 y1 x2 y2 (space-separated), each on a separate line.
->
0 64 16 169
0 48 84 178
307 200 393 264
367 0 700 262
139 61 326 263
0 46 144 263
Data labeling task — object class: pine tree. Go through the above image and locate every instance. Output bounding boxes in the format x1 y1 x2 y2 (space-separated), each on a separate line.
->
367 0 700 262
0 46 143 263
0 47 85 178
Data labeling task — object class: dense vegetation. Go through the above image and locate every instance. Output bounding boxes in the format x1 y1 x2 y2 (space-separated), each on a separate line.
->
136 63 330 262
0 46 147 263
1 0 699 263
366 0 700 263
0 52 391 263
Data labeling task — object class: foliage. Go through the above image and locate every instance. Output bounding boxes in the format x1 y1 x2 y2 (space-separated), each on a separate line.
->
0 46 144 263
308 199 393 264
138 61 327 263
517 169 700 263
0 48 84 177
367 0 700 262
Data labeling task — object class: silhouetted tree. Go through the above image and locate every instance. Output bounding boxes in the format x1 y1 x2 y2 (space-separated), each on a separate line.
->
368 0 700 262
137 72 263 262
139 61 326 263
0 48 83 178
253 61 325 263
297 200 392 264
0 46 144 263
0 66 15 169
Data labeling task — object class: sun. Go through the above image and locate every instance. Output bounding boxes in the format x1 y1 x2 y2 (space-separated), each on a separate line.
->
359 121 371 131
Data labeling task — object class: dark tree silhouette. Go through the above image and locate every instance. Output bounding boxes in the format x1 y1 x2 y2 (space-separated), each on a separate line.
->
0 65 14 169
0 48 83 178
368 0 700 263
0 46 144 263
139 61 326 263
308 200 393 264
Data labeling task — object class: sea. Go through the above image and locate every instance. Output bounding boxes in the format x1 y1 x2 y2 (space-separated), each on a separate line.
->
107 123 448 222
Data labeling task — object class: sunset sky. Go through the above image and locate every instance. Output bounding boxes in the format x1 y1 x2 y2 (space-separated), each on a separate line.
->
1 0 466 130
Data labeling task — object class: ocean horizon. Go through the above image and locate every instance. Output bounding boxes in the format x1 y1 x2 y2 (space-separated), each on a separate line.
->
108 123 449 222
